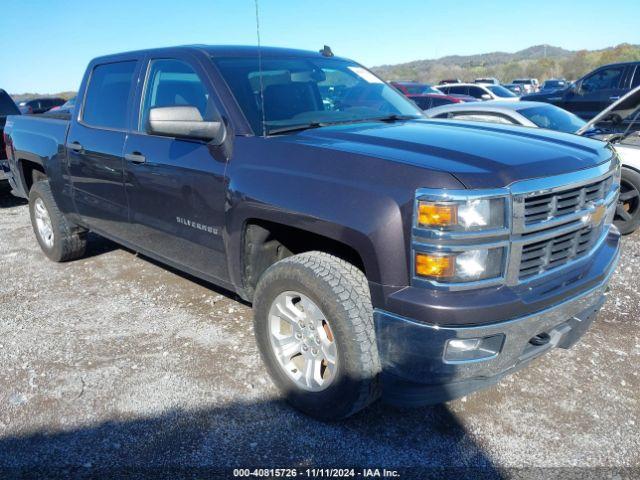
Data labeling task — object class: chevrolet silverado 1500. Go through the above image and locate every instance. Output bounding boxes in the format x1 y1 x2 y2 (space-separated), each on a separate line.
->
3 45 621 419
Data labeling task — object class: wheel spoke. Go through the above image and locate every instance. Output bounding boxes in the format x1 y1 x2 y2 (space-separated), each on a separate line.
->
303 357 322 389
273 335 300 360
619 189 639 202
616 204 633 221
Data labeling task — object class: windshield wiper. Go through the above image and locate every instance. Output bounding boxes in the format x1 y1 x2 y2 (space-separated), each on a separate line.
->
369 114 422 123
267 122 326 135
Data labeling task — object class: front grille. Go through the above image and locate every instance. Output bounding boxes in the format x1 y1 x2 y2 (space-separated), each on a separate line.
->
524 176 613 224
519 225 600 279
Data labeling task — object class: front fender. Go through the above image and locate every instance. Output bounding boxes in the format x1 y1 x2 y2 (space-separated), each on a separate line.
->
224 137 464 291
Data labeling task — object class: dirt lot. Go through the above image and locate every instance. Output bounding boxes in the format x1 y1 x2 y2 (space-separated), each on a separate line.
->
0 180 639 477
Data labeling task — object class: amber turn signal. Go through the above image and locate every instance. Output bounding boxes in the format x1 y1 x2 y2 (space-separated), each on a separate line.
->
415 253 455 279
418 202 457 227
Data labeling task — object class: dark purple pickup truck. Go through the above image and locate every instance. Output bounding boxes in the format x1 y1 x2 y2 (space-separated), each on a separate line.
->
3 45 621 419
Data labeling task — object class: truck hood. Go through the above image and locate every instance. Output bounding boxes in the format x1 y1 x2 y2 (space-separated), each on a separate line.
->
281 119 612 189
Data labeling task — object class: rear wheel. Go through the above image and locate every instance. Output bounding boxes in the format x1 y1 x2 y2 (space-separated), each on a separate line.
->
615 168 640 235
29 180 87 262
253 252 381 420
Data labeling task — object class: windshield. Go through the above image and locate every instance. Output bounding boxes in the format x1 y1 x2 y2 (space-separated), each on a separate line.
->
519 105 586 133
0 92 20 116
422 86 441 95
212 56 423 135
486 85 517 98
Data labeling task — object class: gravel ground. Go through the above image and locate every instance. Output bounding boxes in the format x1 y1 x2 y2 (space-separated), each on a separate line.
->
0 181 638 478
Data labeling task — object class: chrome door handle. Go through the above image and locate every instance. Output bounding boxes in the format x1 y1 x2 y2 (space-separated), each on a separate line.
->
125 152 146 164
609 96 620 101
67 141 84 153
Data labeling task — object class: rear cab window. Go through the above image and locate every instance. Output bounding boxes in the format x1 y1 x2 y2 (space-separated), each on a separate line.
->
81 61 137 130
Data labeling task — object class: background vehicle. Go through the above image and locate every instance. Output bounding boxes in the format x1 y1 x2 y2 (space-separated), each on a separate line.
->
17 97 65 114
503 83 525 95
0 89 20 183
425 99 639 233
512 78 539 94
523 62 640 120
406 93 463 110
45 97 76 117
436 83 519 101
474 77 500 85
3 45 621 419
390 81 441 95
540 78 568 92
438 78 461 84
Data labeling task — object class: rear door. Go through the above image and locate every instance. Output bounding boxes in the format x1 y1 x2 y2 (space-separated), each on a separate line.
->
67 59 140 237
122 54 230 282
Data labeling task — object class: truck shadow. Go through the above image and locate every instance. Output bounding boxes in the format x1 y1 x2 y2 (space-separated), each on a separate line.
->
0 181 27 208
0 397 503 479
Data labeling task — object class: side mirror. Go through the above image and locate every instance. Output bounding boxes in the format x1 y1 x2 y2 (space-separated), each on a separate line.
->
481 94 492 100
148 106 225 143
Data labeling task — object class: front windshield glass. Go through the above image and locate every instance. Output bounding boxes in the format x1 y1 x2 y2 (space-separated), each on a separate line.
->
212 56 423 135
421 86 441 95
486 85 516 98
519 105 586 133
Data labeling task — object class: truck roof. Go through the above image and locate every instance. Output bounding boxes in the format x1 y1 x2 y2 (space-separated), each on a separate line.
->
91 44 351 64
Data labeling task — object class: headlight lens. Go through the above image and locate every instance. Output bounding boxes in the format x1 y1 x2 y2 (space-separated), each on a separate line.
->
415 248 504 282
418 198 505 231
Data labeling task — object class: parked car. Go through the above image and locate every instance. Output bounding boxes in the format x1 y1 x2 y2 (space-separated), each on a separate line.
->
540 78 568 92
425 99 639 233
3 45 620 419
523 61 640 120
474 77 500 85
0 89 20 183
17 97 65 114
406 93 463 110
512 78 540 94
503 83 525 95
390 81 441 95
436 83 519 102
45 97 77 117
438 78 461 85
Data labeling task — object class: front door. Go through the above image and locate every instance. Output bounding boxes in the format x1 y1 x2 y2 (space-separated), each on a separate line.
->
564 65 627 120
67 60 138 237
122 57 230 282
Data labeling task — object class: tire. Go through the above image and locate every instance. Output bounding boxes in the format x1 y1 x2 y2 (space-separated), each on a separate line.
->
253 251 381 420
29 180 87 262
615 168 640 235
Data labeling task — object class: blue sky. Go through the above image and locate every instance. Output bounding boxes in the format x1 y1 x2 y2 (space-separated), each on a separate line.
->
1 0 639 93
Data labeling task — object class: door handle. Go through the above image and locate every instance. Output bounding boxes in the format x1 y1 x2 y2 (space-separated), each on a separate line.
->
67 141 84 153
125 152 146 164
609 96 620 101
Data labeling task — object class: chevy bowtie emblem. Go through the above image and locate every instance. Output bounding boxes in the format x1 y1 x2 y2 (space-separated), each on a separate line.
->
582 204 606 226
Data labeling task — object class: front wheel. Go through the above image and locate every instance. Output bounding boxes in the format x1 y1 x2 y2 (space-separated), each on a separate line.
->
615 168 640 235
253 252 381 420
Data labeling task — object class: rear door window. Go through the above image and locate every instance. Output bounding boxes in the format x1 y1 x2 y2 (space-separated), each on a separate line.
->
82 61 137 130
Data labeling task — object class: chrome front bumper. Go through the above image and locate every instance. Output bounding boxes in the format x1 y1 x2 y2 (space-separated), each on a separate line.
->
375 239 620 406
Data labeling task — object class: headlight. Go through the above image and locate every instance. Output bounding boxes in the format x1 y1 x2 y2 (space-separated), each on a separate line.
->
417 198 506 231
415 247 504 283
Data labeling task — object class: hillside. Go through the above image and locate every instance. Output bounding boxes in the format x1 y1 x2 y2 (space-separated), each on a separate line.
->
372 43 640 84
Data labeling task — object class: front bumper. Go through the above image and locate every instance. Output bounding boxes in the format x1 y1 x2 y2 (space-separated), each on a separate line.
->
375 236 620 406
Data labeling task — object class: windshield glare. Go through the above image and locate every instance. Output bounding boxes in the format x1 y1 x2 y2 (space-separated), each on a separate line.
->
212 56 423 135
487 85 516 98
519 105 586 133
